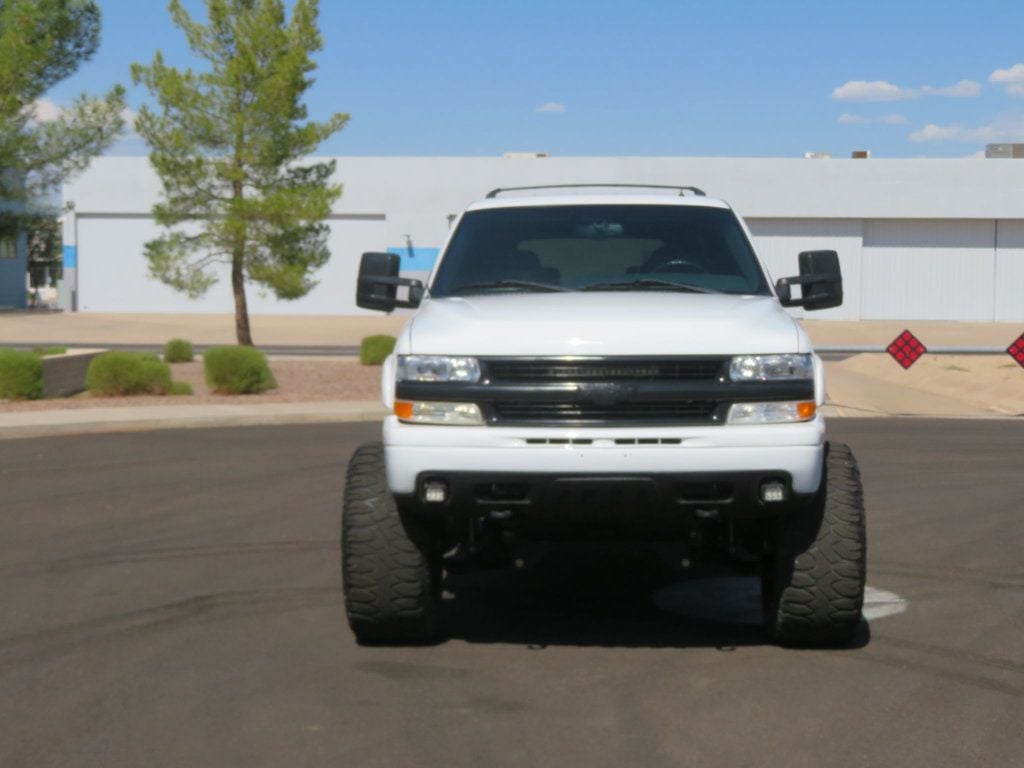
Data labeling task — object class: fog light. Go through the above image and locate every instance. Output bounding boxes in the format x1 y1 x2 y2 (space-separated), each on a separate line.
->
761 482 786 503
423 481 448 504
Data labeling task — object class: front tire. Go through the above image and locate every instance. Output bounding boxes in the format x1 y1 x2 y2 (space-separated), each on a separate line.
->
341 443 440 644
762 442 866 646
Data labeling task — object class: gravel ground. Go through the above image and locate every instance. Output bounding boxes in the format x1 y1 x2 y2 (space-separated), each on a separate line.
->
0 357 383 412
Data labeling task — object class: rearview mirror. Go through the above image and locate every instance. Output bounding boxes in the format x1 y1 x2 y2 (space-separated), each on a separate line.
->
775 250 843 311
356 252 424 312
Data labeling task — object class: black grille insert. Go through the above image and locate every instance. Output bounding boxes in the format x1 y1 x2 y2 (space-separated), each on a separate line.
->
486 358 725 382
493 400 717 423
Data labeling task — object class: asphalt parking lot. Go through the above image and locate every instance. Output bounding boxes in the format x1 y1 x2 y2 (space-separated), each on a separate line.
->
2 419 1022 767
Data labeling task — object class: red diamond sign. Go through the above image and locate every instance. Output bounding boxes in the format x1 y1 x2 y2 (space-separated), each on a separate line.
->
887 330 927 369
1008 332 1024 369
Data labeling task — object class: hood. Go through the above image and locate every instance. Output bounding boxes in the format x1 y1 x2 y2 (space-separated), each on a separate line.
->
408 292 803 356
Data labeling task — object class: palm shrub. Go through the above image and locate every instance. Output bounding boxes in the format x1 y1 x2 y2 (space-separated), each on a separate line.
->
360 335 396 365
0 349 44 400
203 346 276 394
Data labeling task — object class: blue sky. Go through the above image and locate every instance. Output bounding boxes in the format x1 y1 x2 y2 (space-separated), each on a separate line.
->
41 0 1024 158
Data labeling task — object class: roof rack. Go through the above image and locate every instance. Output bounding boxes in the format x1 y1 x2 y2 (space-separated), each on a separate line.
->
485 183 706 199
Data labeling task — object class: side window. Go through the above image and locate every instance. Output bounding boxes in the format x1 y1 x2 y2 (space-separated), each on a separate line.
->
0 235 16 260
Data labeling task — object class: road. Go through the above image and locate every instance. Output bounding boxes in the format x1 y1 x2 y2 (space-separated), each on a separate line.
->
1 420 1022 767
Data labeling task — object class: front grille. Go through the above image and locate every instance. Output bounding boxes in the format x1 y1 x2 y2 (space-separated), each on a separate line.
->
485 358 725 382
492 400 718 424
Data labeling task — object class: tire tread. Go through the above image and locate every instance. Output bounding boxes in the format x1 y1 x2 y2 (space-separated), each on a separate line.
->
341 443 438 644
766 442 867 645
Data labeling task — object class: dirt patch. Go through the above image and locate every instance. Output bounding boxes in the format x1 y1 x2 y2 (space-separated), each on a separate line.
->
830 354 1024 416
0 357 384 412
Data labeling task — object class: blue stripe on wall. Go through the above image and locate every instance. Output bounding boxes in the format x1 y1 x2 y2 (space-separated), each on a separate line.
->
63 244 77 269
387 246 439 272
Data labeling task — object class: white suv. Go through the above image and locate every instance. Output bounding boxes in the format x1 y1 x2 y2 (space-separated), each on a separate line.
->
343 184 866 646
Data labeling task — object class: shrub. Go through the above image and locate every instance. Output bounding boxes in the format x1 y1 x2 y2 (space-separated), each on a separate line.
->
203 346 277 394
86 351 173 396
169 380 194 396
360 334 396 365
163 338 194 363
32 346 67 357
0 349 44 400
140 357 172 394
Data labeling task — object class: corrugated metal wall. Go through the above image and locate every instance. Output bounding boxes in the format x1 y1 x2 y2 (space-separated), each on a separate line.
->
995 221 1024 322
748 217 1024 321
861 220 996 321
77 216 386 314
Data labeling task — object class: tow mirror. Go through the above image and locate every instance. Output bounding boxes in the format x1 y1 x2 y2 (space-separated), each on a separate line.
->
356 252 424 312
776 250 843 311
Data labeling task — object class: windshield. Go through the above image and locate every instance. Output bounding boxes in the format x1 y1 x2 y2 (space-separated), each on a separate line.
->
429 204 771 297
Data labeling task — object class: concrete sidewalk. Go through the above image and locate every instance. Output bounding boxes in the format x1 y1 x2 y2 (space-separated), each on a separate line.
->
0 401 387 440
0 312 408 347
2 311 1022 349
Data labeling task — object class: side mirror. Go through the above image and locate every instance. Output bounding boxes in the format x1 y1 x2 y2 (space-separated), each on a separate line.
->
356 252 424 312
775 250 843 311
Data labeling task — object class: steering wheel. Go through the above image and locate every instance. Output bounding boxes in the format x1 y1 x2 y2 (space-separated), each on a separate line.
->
650 258 709 274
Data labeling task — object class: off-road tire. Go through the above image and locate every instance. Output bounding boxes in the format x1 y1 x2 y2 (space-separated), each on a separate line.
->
763 442 866 646
341 443 440 644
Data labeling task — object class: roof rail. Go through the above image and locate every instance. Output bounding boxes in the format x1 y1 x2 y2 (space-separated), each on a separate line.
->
485 183 706 199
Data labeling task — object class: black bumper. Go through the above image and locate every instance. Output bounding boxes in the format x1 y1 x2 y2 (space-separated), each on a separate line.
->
397 470 814 537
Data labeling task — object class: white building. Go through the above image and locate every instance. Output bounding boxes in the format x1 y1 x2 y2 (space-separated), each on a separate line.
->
62 155 1024 321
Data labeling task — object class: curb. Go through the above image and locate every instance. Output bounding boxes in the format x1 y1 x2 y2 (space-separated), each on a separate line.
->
0 402 388 440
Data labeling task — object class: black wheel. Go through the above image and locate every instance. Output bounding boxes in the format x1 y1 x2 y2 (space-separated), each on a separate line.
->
762 442 866 646
341 443 440 644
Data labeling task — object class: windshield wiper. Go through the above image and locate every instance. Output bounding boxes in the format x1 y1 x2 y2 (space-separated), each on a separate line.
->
581 279 721 294
446 280 574 295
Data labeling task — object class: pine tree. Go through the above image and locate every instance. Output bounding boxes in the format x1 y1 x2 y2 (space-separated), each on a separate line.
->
0 0 126 202
132 0 348 346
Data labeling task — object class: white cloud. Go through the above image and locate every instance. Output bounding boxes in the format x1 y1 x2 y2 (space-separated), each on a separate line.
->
920 79 981 97
22 100 138 132
990 63 1024 84
832 80 915 102
988 64 1024 96
536 102 566 113
120 107 138 130
25 98 64 123
833 78 981 102
838 113 907 125
909 114 1024 143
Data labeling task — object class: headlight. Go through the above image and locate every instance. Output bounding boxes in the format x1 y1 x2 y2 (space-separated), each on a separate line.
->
729 354 813 382
397 355 481 383
394 401 484 426
727 401 816 424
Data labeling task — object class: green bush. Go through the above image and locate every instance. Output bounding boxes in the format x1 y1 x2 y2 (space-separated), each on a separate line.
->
163 338 194 363
203 346 277 394
86 351 173 396
360 334 397 365
0 349 44 400
32 346 67 357
169 380 194 396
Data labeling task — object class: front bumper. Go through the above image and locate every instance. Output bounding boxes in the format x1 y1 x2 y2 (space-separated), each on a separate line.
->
382 415 826 497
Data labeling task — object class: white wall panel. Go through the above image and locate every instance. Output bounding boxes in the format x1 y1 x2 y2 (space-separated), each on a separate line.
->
995 221 1024 322
77 216 386 314
746 219 863 320
861 220 996 321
